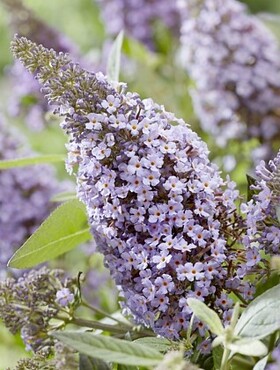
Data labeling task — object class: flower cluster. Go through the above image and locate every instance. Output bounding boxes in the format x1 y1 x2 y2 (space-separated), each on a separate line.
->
0 118 65 277
240 150 280 283
97 0 180 49
12 37 274 341
6 343 78 370
2 0 78 130
0 267 79 354
178 0 280 159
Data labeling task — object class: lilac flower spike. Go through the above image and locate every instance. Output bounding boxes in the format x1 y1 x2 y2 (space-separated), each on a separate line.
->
97 0 180 49
12 37 262 340
241 150 280 275
0 117 63 277
179 0 280 157
2 0 78 131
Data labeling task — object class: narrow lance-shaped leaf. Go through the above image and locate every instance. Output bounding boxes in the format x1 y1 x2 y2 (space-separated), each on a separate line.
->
8 199 92 268
0 154 65 169
54 332 163 367
107 30 124 82
133 337 172 353
79 354 111 370
234 284 280 339
187 298 224 336
51 191 77 202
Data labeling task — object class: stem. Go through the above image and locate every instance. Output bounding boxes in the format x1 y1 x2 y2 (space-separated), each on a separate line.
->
72 317 132 335
220 348 230 370
233 291 248 306
71 317 156 339
81 300 131 327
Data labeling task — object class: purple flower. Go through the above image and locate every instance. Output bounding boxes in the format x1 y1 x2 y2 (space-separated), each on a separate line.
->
179 0 280 161
0 118 67 277
96 0 180 49
13 36 271 341
56 288 75 307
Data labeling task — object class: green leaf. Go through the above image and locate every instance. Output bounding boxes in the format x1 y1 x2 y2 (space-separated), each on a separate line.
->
122 36 161 69
107 31 124 82
212 346 223 369
51 191 77 202
255 273 280 298
79 354 111 370
271 256 280 271
53 332 163 367
246 174 258 201
227 338 267 357
234 284 280 339
117 365 138 370
187 298 224 336
8 200 91 268
0 154 65 169
276 206 280 224
133 337 172 353
253 356 269 370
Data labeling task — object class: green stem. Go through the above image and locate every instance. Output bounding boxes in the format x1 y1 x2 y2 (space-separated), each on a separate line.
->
71 317 155 339
220 348 230 370
72 317 132 334
81 300 131 327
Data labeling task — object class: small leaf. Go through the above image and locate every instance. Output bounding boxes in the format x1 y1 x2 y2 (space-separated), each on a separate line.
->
271 256 280 271
212 346 223 369
79 354 111 370
253 356 269 370
53 332 163 367
234 284 280 339
51 191 77 202
133 337 172 353
106 31 124 82
8 200 91 268
122 36 161 69
276 206 280 224
246 174 258 201
228 338 267 357
255 273 280 298
187 298 224 335
0 154 65 169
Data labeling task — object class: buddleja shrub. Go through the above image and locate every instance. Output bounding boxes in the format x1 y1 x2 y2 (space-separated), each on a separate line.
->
0 0 280 368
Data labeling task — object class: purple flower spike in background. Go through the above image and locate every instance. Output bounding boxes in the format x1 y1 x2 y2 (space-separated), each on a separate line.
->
178 0 280 161
0 117 65 277
1 0 79 131
97 0 180 49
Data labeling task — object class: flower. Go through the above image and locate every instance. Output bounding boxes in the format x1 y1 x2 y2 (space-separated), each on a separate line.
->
179 0 280 160
0 267 79 354
12 36 273 341
96 0 180 49
240 150 280 277
2 0 79 131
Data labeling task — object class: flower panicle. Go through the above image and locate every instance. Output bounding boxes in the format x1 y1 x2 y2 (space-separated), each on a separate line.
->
11 36 114 111
11 36 275 342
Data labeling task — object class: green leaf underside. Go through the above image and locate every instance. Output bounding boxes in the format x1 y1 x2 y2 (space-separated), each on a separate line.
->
187 298 224 336
0 154 65 169
54 332 163 367
133 337 172 353
79 354 111 370
107 30 124 82
228 338 267 357
51 191 77 202
8 200 91 268
234 284 280 339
